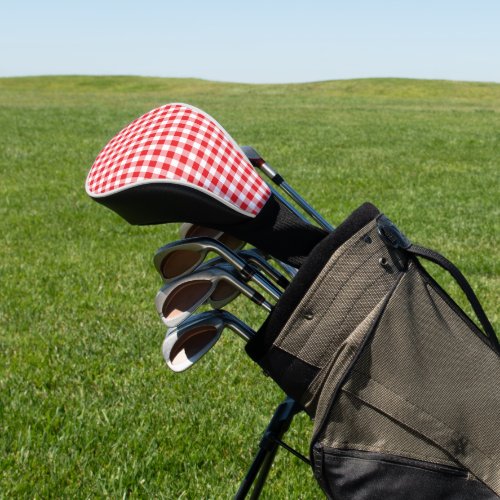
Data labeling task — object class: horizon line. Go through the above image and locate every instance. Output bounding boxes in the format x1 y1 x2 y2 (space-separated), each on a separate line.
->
1 74 500 86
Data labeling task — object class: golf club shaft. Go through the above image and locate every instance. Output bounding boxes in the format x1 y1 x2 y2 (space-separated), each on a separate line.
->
242 146 334 231
271 175 333 231
241 250 289 289
240 286 274 313
180 223 297 284
248 270 281 301
227 321 255 342
219 310 256 342
268 185 310 227
273 258 298 278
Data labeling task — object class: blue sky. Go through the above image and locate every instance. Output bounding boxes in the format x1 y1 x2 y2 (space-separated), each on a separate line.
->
1 0 499 83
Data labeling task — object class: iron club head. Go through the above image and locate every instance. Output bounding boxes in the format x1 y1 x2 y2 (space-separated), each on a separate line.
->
161 310 255 372
155 264 273 328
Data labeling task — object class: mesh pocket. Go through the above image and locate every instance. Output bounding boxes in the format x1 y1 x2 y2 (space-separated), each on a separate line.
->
312 262 500 497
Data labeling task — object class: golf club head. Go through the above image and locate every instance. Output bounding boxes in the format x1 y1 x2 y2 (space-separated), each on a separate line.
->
86 103 327 266
179 223 245 252
159 255 241 309
153 236 245 282
162 310 255 372
162 313 223 372
153 236 282 300
202 261 245 309
155 264 271 327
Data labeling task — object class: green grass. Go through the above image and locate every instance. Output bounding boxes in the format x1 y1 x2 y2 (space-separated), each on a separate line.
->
1 75 498 498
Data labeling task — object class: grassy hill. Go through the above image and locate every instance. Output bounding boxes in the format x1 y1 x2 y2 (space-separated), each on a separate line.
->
1 76 498 498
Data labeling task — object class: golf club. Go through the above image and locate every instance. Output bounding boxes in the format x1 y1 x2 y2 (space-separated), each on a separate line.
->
155 265 274 328
153 237 282 300
161 255 280 311
195 255 286 309
174 257 244 310
162 310 255 372
86 103 327 266
239 249 290 289
156 239 289 293
241 146 334 231
207 265 249 309
179 223 245 252
188 256 286 310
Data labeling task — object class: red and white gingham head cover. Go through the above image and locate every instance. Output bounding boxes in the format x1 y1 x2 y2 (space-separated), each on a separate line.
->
86 103 271 217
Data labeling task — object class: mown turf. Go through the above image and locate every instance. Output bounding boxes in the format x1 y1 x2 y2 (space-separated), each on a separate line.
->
1 76 498 498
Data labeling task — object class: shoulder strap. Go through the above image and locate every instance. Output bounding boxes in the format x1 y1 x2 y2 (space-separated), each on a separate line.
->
407 244 500 354
376 214 499 354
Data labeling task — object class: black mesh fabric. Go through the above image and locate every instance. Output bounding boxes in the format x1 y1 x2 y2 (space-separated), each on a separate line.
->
95 184 328 267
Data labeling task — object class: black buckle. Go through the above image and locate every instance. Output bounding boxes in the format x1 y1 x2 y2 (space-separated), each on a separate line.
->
377 215 411 250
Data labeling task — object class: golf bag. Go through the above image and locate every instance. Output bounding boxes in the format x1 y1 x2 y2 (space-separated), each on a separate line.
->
246 202 500 499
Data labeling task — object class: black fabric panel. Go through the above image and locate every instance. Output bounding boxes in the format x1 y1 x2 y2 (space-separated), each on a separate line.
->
215 195 328 267
93 185 327 267
246 202 380 361
315 447 498 500
258 346 320 407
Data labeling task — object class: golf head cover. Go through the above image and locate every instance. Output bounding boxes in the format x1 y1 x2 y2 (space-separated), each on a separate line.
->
86 103 327 266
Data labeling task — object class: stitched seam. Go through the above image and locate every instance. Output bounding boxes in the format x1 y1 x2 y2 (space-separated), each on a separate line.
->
320 441 461 468
345 371 495 467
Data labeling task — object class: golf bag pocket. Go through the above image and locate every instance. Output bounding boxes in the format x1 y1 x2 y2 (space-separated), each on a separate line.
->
313 446 495 500
246 202 500 499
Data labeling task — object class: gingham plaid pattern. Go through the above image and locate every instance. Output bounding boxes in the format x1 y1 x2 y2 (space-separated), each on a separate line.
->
86 103 271 217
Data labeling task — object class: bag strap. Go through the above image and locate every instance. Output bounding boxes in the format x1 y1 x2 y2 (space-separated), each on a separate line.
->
407 244 499 353
377 215 500 354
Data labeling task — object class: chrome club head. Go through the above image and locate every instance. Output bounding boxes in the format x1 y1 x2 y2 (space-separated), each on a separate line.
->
155 264 273 328
161 310 255 372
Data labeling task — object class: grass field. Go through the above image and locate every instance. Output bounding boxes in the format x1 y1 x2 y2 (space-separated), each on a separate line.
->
1 76 499 498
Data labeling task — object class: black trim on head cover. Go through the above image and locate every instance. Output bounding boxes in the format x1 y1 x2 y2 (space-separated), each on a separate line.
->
246 202 380 362
91 183 250 226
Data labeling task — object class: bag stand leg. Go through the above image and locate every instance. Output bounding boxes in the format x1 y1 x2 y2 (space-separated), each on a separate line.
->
235 397 303 499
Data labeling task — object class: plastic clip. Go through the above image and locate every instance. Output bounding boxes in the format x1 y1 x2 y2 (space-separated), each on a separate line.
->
377 215 411 250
